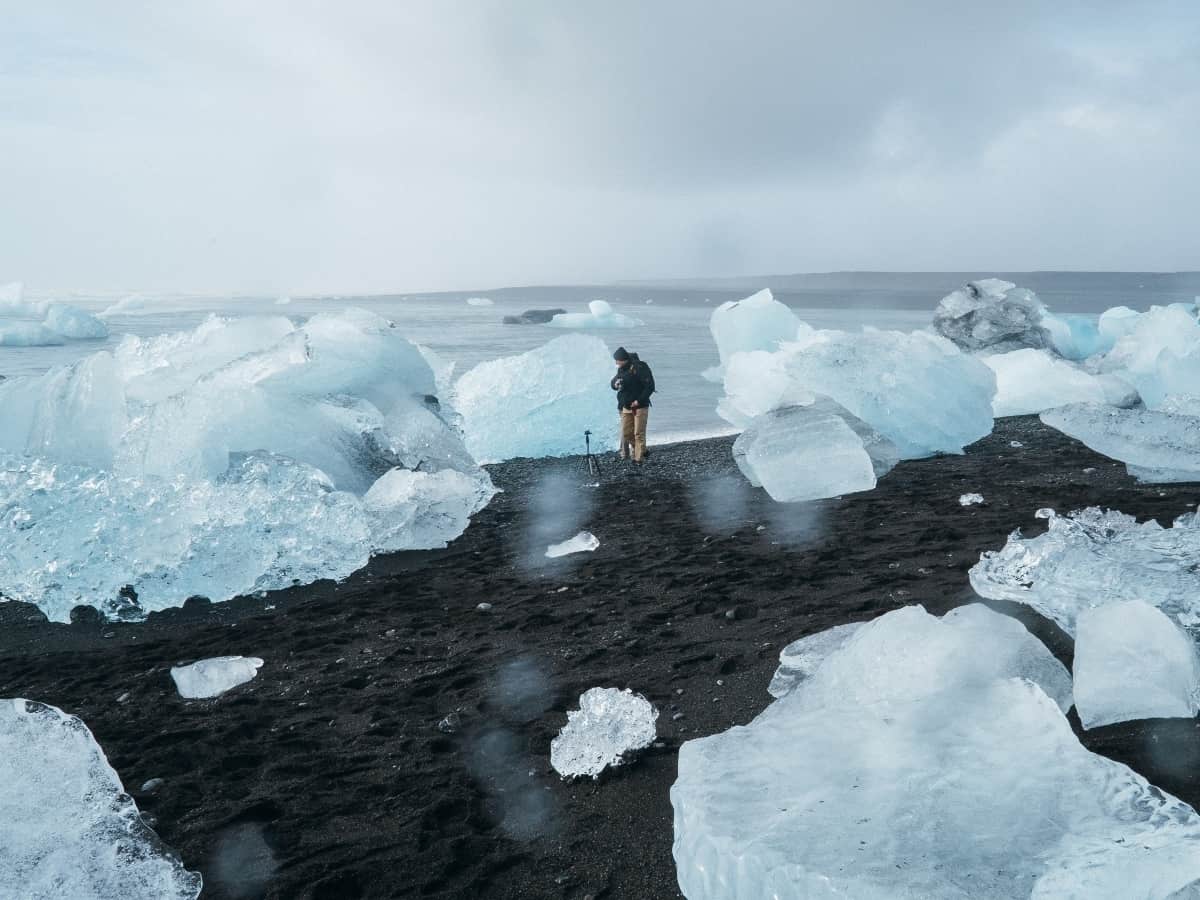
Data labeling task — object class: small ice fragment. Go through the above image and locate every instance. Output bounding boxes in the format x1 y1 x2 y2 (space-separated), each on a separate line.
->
0 699 202 898
476 602 493 612
959 493 984 506
170 656 263 699
1010 440 1024 448
466 296 494 307
545 531 600 558
1074 600 1200 729
550 687 658 778
1035 508 1056 519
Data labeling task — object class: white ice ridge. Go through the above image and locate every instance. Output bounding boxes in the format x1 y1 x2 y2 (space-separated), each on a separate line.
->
732 400 898 503
970 507 1200 635
0 698 202 899
0 309 496 622
1073 600 1200 730
671 605 1200 900
0 281 108 345
171 656 264 699
715 315 994 459
547 299 642 329
454 334 619 463
550 687 658 779
545 531 600 558
465 296 494 306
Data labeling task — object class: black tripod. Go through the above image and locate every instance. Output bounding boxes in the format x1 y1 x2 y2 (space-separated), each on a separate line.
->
584 430 602 477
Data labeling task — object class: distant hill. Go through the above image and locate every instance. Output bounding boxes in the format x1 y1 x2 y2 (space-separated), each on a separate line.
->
618 271 1200 294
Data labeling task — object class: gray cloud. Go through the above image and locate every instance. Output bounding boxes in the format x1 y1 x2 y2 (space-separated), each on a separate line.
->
1 1 1197 293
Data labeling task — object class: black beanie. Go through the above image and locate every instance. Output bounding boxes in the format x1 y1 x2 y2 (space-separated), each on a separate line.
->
613 347 630 361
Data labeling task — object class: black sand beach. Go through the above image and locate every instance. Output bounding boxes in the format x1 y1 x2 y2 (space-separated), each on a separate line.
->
3 416 1199 899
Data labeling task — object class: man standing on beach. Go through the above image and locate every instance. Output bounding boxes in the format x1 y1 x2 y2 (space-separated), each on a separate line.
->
611 347 654 464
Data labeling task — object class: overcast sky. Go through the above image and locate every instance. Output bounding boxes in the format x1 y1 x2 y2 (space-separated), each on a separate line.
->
2 1 1198 294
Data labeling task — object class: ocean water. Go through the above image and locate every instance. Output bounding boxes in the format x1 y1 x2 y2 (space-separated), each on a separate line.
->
5 274 1197 442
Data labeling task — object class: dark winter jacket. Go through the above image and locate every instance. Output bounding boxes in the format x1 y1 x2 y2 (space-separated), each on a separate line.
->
610 358 654 410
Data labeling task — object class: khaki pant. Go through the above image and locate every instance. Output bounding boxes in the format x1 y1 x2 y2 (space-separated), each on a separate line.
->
619 408 649 462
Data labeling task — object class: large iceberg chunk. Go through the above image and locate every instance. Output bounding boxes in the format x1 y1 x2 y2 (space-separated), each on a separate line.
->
171 656 263 699
985 349 1135 416
1073 600 1200 729
672 605 1200 900
0 698 202 899
454 334 618 462
727 327 995 458
0 284 108 343
0 309 495 622
547 299 642 329
43 304 109 340
1040 312 1113 360
1094 304 1200 407
784 604 1072 714
971 507 1200 634
706 288 801 375
0 320 64 346
732 400 898 503
933 278 1051 352
550 687 658 779
1042 402 1200 482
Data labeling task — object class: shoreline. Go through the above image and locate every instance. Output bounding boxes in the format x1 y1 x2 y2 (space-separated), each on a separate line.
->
3 419 1200 898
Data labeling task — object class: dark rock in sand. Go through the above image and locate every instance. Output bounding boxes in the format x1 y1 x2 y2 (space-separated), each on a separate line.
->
69 604 104 627
3 417 1200 898
501 307 566 325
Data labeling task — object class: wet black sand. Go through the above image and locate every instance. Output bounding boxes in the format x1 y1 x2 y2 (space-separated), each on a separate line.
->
2 416 1199 898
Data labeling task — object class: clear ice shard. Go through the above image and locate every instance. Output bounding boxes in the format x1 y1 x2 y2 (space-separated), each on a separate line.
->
0 698 202 899
732 400 898 503
970 507 1200 634
1041 402 1200 482
171 657 263 699
547 299 642 329
454 334 619 463
1073 600 1200 729
706 288 801 376
550 688 658 779
0 309 495 622
933 278 1051 352
672 605 1200 900
545 531 600 558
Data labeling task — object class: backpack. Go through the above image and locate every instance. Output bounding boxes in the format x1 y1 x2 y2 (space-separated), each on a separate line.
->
631 355 656 395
